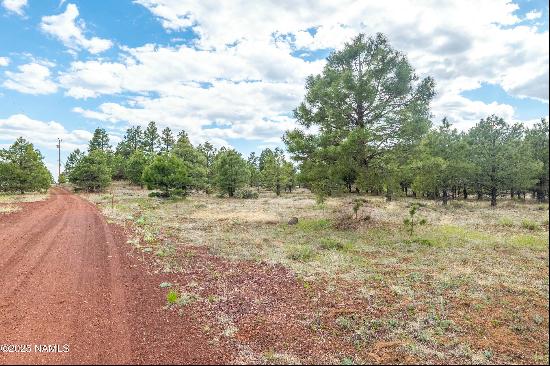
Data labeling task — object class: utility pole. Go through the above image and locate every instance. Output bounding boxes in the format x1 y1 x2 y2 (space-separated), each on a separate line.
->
56 138 62 185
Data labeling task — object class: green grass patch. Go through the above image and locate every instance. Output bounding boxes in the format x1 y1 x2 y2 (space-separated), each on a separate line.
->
509 234 548 249
521 219 539 231
286 244 316 261
498 216 514 227
296 218 331 232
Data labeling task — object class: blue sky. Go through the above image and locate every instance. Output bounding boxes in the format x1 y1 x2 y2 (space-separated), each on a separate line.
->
0 0 548 178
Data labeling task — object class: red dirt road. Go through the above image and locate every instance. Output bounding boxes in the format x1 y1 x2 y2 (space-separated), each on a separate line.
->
0 188 227 365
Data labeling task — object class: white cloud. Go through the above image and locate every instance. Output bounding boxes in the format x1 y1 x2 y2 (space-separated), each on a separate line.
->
525 10 542 21
60 0 548 144
40 3 113 54
0 56 10 67
3 62 58 95
0 114 92 152
1 0 27 15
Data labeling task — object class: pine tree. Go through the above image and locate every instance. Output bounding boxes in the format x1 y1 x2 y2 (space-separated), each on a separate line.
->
284 33 434 197
142 154 189 196
69 150 111 192
88 128 111 153
468 115 539 206
160 127 175 152
198 141 217 192
126 150 149 187
212 149 248 197
64 149 85 177
143 121 160 154
173 136 207 190
0 137 52 193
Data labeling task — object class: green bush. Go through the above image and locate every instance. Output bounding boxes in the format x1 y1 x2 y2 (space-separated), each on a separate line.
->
69 150 111 192
0 137 52 193
498 217 514 227
142 154 190 197
319 238 344 250
521 219 539 231
236 188 259 199
166 289 179 304
286 245 315 261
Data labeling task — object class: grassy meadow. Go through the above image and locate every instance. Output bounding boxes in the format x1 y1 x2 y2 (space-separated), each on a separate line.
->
79 182 550 364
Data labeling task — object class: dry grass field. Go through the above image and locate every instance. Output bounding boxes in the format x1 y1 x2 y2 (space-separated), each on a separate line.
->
85 182 549 364
0 192 49 214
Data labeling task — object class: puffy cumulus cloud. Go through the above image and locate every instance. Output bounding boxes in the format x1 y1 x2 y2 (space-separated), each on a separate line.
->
3 62 58 95
0 56 9 67
40 3 113 54
0 114 93 151
133 0 547 103
431 93 516 131
525 10 542 21
73 79 302 146
59 40 324 98
1 0 27 15
62 0 547 146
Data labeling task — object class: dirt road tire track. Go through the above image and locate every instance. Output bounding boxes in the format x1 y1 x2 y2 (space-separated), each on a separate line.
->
0 188 228 365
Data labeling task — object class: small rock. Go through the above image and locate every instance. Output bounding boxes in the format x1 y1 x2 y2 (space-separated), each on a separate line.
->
288 217 299 225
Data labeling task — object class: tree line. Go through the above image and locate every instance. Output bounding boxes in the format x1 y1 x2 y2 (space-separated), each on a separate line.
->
284 33 549 206
63 121 296 198
1 33 547 205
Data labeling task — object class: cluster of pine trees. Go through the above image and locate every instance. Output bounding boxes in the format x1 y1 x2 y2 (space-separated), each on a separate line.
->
0 137 52 193
64 121 296 197
1 33 547 205
284 33 549 206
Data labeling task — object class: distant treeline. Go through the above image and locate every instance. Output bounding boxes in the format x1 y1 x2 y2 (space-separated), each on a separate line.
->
1 33 548 206
62 122 296 198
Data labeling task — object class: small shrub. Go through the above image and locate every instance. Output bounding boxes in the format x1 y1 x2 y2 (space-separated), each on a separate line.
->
286 245 315 261
352 198 367 219
236 188 259 199
521 219 539 231
498 217 514 227
148 191 170 198
166 289 179 304
319 238 344 250
296 218 331 231
403 204 427 237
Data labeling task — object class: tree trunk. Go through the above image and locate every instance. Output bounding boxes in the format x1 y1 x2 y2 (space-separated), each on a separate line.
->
463 186 468 199
442 189 448 205
385 188 392 202
536 189 545 203
491 187 497 207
